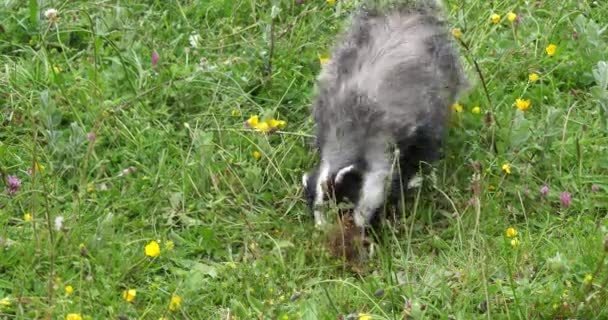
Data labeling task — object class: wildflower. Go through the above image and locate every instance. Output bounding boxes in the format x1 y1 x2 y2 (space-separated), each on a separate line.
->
511 238 520 248
145 240 161 257
165 240 175 250
188 33 201 49
0 297 11 307
451 103 463 113
65 285 74 296
490 14 501 24
122 289 137 303
507 12 517 23
66 314 82 320
546 44 557 56
256 121 271 133
560 191 571 208
471 106 481 114
87 132 96 142
528 73 540 82
451 28 463 39
24 213 32 222
506 227 518 238
267 118 287 130
502 163 512 174
326 0 336 5
152 51 160 66
583 274 593 285
358 313 371 320
540 185 549 196
54 216 64 231
252 151 262 160
7 175 21 195
44 8 59 23
515 98 531 111
169 294 182 311
591 185 600 192
318 53 330 65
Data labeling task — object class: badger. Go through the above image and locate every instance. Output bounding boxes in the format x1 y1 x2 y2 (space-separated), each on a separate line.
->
302 0 468 229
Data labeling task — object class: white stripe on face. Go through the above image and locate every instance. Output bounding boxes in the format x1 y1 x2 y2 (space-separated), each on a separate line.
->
313 162 330 227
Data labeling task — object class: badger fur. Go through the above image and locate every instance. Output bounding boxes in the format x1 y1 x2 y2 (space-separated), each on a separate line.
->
302 0 468 228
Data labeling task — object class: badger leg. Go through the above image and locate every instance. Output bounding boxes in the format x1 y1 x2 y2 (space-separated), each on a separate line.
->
353 157 390 228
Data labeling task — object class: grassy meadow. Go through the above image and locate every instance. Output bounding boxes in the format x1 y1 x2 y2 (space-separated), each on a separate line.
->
2 0 608 319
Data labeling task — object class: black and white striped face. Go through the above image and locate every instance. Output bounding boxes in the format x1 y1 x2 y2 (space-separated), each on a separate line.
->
302 162 363 227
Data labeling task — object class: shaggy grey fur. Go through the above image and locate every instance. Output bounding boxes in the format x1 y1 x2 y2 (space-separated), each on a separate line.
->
303 0 468 228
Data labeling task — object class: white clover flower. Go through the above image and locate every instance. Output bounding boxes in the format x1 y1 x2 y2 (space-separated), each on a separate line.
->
54 216 64 231
189 33 201 49
44 8 59 23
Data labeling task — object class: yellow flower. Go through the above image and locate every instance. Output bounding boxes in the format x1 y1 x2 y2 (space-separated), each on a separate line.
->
546 44 557 56
165 241 175 250
266 118 286 130
24 213 32 222
490 14 501 24
583 274 593 285
515 98 531 111
122 289 137 303
507 12 517 23
505 227 518 238
359 313 371 320
246 115 259 128
511 238 520 248
318 53 330 65
0 297 11 307
451 103 463 113
65 285 74 296
252 151 262 161
66 314 83 320
451 28 463 39
502 163 512 174
169 294 182 311
528 73 540 82
326 0 336 5
256 121 271 133
471 106 481 114
145 241 161 257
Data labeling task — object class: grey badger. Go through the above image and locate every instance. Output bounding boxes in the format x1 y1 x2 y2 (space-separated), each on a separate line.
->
302 0 468 229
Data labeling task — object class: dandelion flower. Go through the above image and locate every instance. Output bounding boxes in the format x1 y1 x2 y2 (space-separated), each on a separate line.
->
451 28 463 39
560 191 571 208
7 175 21 196
165 241 175 250
490 14 501 24
502 163 512 174
583 274 593 285
145 241 161 257
507 12 517 23
528 73 540 82
169 294 182 311
65 285 74 296
471 106 481 114
546 44 557 56
515 98 531 111
451 103 463 113
122 289 137 303
24 213 32 222
511 238 520 248
506 227 518 238
252 151 262 160
66 314 82 320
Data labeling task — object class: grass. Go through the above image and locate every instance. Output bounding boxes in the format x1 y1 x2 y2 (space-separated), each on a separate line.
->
1 0 608 319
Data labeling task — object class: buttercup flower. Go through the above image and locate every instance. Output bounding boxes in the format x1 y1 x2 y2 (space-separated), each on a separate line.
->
122 289 137 303
546 44 557 56
515 98 531 111
451 103 463 113
490 14 501 24
528 73 540 82
253 151 262 160
24 213 32 222
502 163 512 174
507 12 517 23
66 314 82 320
471 106 481 114
560 191 571 208
65 285 74 296
451 28 463 39
169 294 182 311
145 241 161 257
506 227 518 238
7 175 21 195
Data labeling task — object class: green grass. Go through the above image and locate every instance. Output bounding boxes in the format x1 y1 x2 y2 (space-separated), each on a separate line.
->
1 0 608 319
